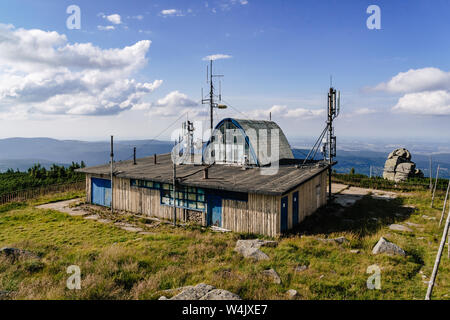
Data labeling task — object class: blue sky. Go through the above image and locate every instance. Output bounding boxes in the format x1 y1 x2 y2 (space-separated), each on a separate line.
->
0 0 449 142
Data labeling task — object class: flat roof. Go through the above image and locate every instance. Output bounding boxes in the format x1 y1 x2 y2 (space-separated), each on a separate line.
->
77 153 330 196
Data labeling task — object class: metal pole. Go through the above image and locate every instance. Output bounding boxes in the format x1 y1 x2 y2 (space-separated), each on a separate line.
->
328 88 333 203
173 153 177 226
133 147 136 165
439 179 450 226
431 164 440 208
425 202 450 300
110 135 114 214
210 59 213 133
429 156 433 191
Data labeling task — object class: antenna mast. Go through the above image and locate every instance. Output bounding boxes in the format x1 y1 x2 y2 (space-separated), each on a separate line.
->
202 59 225 133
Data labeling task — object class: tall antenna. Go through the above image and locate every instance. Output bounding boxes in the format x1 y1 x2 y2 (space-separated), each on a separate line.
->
202 59 226 133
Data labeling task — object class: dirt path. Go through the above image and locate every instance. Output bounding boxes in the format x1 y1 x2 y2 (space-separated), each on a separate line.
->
330 183 400 207
36 198 87 216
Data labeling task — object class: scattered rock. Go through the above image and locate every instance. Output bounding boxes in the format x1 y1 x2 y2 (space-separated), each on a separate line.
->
235 247 269 261
97 219 112 224
389 224 413 233
165 283 241 300
170 283 215 300
234 239 276 261
199 289 241 300
372 237 406 256
422 215 436 220
294 265 308 273
261 268 281 284
0 247 39 260
319 275 325 280
84 215 100 220
286 289 298 299
405 222 423 228
350 249 360 254
235 239 278 249
0 290 12 299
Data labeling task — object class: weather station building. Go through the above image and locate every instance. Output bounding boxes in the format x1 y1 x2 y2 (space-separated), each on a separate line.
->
78 117 331 237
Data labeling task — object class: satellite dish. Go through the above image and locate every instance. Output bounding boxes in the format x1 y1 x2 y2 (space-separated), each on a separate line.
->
217 104 228 109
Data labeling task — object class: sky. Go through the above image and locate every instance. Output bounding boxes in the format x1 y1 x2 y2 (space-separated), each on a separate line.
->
0 0 449 142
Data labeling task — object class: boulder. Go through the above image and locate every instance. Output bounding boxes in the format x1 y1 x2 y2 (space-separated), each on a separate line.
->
383 148 421 182
372 237 406 256
286 289 298 299
234 239 276 261
294 265 308 273
200 289 241 300
389 224 413 233
166 283 241 300
261 268 281 284
170 283 215 300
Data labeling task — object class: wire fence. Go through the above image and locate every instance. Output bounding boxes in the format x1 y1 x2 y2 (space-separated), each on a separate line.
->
0 180 85 206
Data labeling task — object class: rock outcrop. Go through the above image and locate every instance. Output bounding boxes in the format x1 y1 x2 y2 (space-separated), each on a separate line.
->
372 237 406 256
234 239 277 261
163 283 241 300
383 148 423 182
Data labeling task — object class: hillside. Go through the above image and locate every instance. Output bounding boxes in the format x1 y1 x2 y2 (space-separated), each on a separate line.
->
0 185 449 300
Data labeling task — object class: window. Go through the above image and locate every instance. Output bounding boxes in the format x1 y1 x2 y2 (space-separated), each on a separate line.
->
130 179 207 212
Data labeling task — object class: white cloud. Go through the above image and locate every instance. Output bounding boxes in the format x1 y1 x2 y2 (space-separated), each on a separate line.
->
102 14 122 25
373 67 450 94
202 54 232 61
244 105 324 120
392 90 450 115
160 9 184 17
97 25 115 31
142 91 206 117
372 67 450 116
0 24 162 116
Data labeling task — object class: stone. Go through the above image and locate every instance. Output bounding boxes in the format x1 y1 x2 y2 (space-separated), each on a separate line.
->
170 283 215 300
0 247 39 260
405 222 422 228
199 289 241 300
350 249 360 254
235 247 269 261
383 148 421 182
286 289 298 299
294 265 308 273
234 239 276 261
166 284 241 300
318 236 349 244
389 224 413 233
261 268 281 284
372 237 406 256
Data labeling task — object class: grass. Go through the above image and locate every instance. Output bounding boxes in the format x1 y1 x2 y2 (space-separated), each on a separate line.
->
0 188 449 300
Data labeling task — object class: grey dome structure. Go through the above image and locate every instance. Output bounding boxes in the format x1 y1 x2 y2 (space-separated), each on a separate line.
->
203 118 294 166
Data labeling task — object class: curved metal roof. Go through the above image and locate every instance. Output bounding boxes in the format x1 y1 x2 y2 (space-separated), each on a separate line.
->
207 118 294 166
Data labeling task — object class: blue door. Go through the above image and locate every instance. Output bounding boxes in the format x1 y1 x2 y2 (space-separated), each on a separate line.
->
91 178 111 207
292 191 299 226
281 196 288 232
207 194 222 227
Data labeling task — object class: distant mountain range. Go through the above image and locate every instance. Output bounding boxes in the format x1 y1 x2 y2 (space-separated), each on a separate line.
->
0 137 449 178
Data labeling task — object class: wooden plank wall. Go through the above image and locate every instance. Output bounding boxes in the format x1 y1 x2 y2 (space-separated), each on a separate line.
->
222 194 280 237
285 171 328 230
86 171 327 237
87 174 207 225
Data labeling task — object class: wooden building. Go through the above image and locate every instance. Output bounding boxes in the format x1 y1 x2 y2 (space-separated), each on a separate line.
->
78 118 331 237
